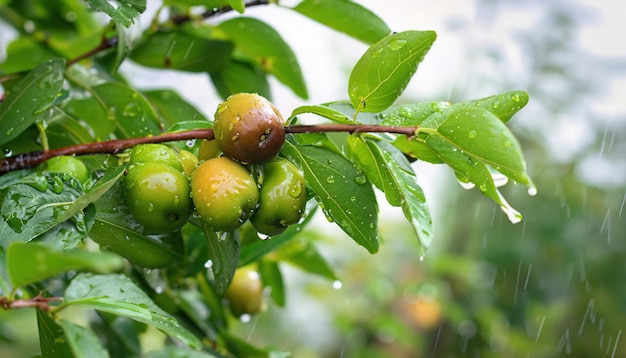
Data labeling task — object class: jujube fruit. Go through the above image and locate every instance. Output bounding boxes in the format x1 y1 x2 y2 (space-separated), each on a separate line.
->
46 156 89 183
129 143 183 172
224 266 265 317
124 162 193 234
213 93 285 163
191 157 259 231
250 157 307 236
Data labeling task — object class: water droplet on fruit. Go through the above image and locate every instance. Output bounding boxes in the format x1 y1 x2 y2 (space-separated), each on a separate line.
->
468 130 477 139
503 141 512 147
288 183 302 198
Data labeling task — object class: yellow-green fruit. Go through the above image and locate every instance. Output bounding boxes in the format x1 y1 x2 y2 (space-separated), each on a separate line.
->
191 157 259 231
129 143 183 172
250 158 306 236
46 156 89 183
213 93 285 163
179 149 199 176
124 162 193 234
224 267 265 317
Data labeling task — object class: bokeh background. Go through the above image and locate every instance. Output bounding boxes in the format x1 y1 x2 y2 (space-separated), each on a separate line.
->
2 0 626 357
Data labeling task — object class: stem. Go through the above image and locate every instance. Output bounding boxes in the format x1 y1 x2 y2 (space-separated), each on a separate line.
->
66 36 118 67
0 124 418 174
171 0 271 25
0 295 63 311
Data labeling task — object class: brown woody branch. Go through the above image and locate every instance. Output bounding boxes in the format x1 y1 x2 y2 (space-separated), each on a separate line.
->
0 294 63 311
0 124 418 174
171 0 271 25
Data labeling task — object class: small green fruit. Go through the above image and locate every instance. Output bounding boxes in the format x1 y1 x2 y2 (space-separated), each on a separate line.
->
250 157 306 236
46 156 89 183
224 266 265 317
124 162 193 234
129 143 183 172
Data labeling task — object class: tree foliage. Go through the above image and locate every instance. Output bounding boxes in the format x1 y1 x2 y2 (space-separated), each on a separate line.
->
0 0 534 356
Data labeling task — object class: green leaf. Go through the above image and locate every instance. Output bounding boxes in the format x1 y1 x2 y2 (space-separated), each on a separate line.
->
64 83 163 139
175 289 220 339
210 60 271 101
0 251 10 295
281 142 379 253
37 309 74 358
290 104 353 124
348 30 436 113
346 135 402 205
112 21 143 74
217 17 308 99
62 273 202 349
435 106 534 189
85 0 146 27
6 242 123 289
457 90 529 123
145 347 225 358
379 101 450 127
222 332 290 358
292 0 390 43
94 82 163 138
201 222 240 296
376 141 433 250
238 207 316 267
423 134 523 223
226 0 245 13
89 219 183 268
59 320 108 358
53 166 125 226
130 31 233 72
277 240 338 281
143 89 209 129
0 37 58 74
0 173 86 250
0 58 65 146
258 260 285 307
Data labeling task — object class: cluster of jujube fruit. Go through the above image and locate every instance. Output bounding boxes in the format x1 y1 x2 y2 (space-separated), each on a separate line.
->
122 93 307 237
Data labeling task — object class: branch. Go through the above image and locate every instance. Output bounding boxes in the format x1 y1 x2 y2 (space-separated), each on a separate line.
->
0 294 63 311
66 36 118 67
0 124 418 174
171 0 271 25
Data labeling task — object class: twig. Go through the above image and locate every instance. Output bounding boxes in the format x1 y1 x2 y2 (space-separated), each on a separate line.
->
171 0 271 25
66 36 118 67
0 124 418 174
0 294 63 311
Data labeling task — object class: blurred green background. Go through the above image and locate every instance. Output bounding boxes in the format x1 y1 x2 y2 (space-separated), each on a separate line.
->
1 0 625 357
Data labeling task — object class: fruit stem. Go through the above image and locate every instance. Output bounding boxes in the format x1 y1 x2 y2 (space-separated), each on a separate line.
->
0 124 419 174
